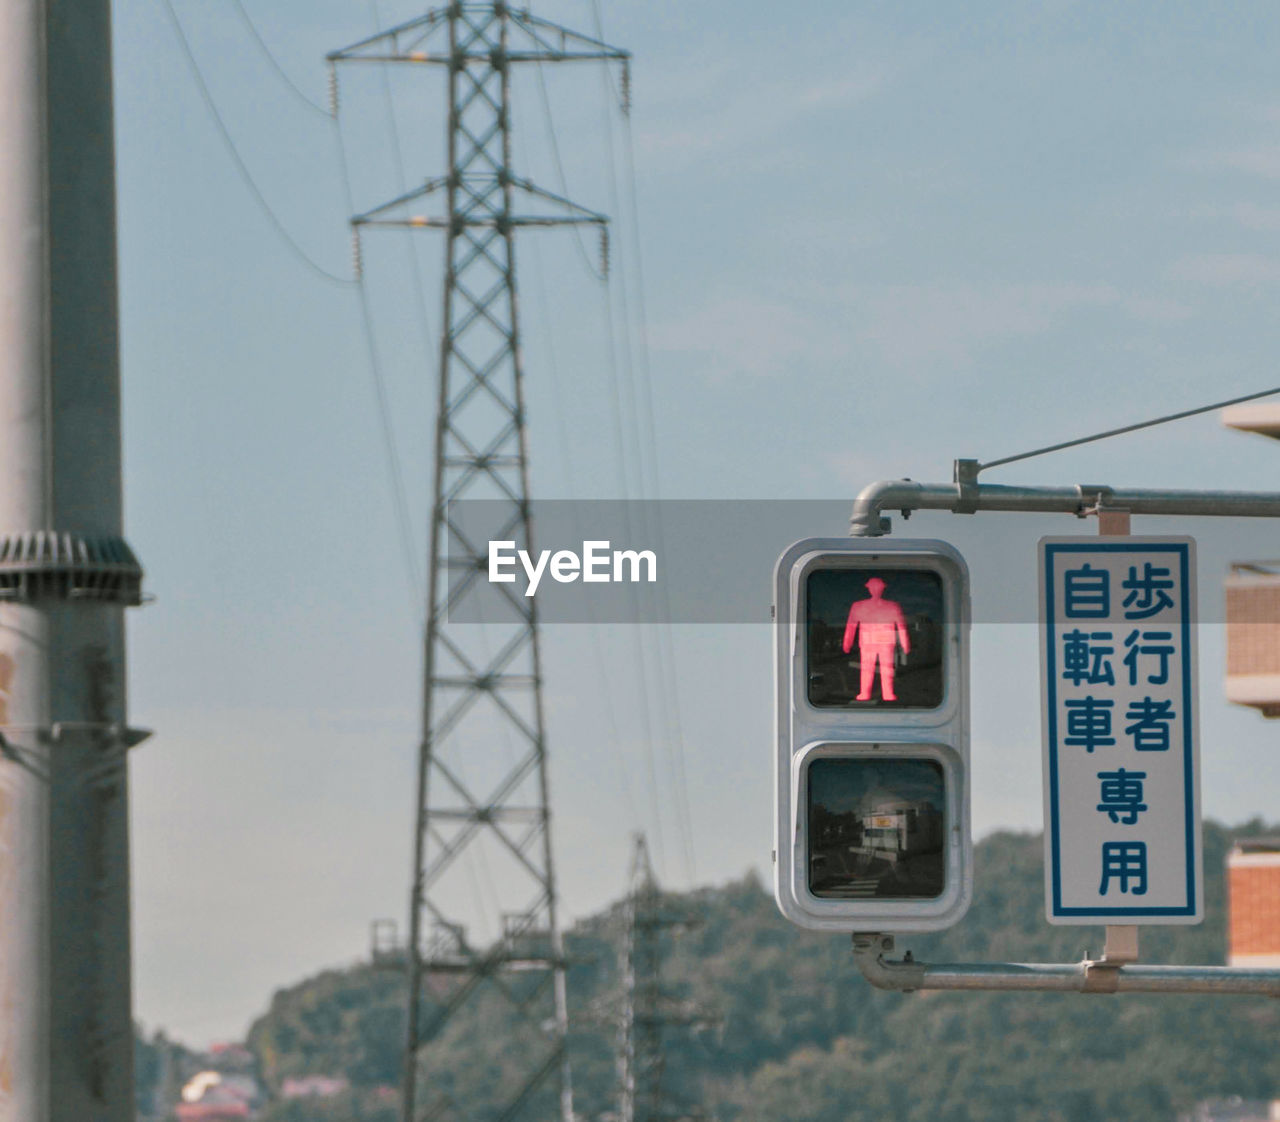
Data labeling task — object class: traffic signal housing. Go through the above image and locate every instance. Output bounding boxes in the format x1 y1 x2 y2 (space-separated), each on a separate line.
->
773 538 971 932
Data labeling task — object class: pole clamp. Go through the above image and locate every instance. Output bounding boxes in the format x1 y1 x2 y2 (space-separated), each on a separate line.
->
954 459 980 514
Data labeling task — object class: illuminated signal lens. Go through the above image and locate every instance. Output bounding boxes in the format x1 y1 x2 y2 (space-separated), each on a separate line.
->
806 569 945 709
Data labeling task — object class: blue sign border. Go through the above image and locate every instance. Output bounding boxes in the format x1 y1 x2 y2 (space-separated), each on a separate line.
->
1043 541 1197 918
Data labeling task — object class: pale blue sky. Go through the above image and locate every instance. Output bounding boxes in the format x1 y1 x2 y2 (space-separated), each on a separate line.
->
114 0 1280 1044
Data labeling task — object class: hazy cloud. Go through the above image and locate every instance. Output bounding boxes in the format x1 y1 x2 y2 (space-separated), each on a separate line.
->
1217 145 1280 180
653 280 1186 381
633 59 889 168
1223 202 1280 232
846 282 1184 371
1170 252 1280 287
648 293 850 378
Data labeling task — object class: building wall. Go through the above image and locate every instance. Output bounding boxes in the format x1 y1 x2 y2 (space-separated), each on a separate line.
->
1227 851 1280 967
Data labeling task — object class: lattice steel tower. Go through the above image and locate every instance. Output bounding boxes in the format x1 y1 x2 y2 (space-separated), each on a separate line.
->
619 836 712 1122
330 7 628 1122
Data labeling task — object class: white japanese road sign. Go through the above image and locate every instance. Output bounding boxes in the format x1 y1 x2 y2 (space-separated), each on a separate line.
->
1039 537 1202 925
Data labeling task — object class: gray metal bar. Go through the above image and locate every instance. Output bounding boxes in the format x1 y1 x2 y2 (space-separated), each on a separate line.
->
979 386 1280 473
331 50 627 63
853 936 1280 996
849 471 1280 537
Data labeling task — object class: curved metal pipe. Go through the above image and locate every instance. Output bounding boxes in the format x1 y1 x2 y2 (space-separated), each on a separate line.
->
852 935 1280 997
848 475 1280 537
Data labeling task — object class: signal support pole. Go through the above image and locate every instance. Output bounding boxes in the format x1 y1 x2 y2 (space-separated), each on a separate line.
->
330 8 628 1121
0 2 146 1120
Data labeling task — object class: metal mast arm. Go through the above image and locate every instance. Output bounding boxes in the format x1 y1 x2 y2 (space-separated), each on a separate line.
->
849 460 1280 536
853 935 1280 996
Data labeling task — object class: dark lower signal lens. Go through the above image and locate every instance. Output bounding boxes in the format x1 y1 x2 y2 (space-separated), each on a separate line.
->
807 757 946 901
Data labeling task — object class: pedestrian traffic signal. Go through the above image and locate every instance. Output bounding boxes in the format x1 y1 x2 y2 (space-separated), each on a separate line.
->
807 567 946 708
773 538 971 932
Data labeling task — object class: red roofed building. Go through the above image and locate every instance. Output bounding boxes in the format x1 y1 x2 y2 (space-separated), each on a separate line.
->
177 1070 260 1121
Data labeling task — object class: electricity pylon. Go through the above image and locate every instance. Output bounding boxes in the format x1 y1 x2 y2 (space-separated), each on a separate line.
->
330 8 628 1122
619 836 714 1122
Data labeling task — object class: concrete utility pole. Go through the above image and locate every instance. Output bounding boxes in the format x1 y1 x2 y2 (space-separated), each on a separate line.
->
0 2 145 1120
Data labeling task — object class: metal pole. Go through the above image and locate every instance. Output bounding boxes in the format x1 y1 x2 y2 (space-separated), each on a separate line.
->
0 4 144 1115
0 2 144 1119
853 935 1280 996
849 466 1280 538
0 7 51 1115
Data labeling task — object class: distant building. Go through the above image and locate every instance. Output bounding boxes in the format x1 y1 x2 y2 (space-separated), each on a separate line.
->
280 1074 350 1099
177 1069 261 1122
205 1042 256 1072
1181 1096 1280 1122
1225 562 1280 717
860 795 943 857
1227 839 1280 968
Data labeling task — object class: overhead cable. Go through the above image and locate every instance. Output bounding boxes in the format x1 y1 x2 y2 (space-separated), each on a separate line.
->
981 385 1280 473
225 0 333 118
159 0 355 286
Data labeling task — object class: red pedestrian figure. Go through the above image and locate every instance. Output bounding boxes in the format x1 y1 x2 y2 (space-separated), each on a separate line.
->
842 577 910 701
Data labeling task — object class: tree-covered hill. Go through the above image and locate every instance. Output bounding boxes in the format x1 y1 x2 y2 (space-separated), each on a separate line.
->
244 821 1280 1121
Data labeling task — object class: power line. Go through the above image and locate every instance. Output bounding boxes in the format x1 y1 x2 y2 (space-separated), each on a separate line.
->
166 0 422 618
595 262 671 877
523 19 686 881
530 55 609 281
224 0 332 118
528 238 643 831
575 49 685 880
523 36 673 875
588 1 699 884
162 0 420 609
615 108 700 885
159 0 354 286
980 386 1280 473
367 0 439 364
333 105 423 606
